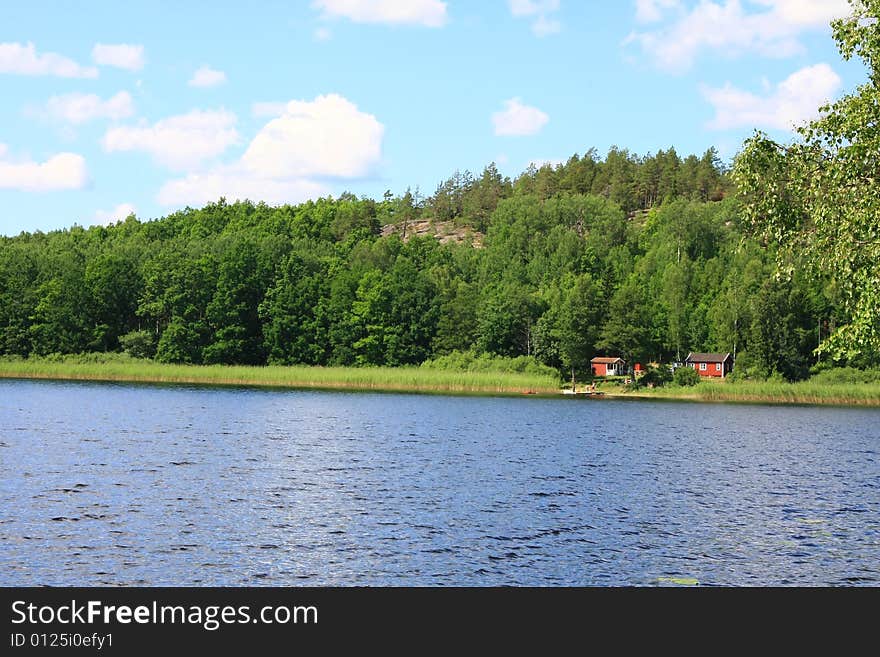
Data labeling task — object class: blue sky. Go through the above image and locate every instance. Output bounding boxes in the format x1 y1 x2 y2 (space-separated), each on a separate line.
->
0 0 867 234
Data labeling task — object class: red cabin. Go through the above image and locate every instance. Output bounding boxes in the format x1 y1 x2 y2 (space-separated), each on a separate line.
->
591 356 626 377
685 352 733 378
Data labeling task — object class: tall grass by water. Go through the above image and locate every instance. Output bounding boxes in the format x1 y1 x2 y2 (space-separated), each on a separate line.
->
621 377 880 406
0 354 560 395
2 354 879 404
692 379 880 405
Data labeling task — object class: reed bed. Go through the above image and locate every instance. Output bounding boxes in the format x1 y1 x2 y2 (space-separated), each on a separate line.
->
615 379 880 406
692 379 880 405
0 357 560 396
3 356 879 405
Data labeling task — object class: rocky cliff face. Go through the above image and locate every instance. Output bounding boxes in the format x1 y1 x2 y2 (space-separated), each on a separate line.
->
380 219 484 247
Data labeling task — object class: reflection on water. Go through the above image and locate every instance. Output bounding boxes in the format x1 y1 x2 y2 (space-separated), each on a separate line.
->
0 379 877 585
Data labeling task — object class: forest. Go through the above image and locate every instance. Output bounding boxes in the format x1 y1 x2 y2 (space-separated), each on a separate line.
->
3 3 879 387
0 143 871 383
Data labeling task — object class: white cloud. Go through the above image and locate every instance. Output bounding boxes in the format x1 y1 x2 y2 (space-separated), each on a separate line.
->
158 168 328 206
532 15 562 36
188 65 227 88
159 94 383 208
627 0 850 73
313 0 448 27
251 101 287 118
42 91 134 124
0 42 97 78
509 0 561 36
91 43 144 71
0 146 88 191
753 0 849 27
635 0 681 23
242 94 384 179
492 98 549 136
93 202 136 226
102 109 239 171
702 63 841 131
509 0 558 16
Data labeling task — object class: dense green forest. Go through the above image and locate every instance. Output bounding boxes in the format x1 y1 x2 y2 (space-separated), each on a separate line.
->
1 144 873 382
2 2 878 386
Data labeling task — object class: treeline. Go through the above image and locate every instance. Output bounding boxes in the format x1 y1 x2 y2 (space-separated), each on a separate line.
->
0 147 871 381
424 146 729 230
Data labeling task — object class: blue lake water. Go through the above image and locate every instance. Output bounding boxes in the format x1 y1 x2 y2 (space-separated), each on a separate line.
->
0 379 878 586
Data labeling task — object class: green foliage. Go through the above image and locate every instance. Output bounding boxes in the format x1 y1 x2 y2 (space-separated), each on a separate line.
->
119 330 157 359
674 366 702 387
534 273 601 377
640 364 673 387
432 279 478 355
14 351 142 364
726 350 759 382
733 0 880 360
747 278 814 381
85 253 142 351
421 350 558 378
156 318 206 364
29 277 91 356
260 252 329 365
203 237 271 365
596 278 654 367
808 366 880 385
476 282 542 358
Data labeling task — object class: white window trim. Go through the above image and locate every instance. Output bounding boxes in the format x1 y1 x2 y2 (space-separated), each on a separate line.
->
716 363 721 371
699 363 707 371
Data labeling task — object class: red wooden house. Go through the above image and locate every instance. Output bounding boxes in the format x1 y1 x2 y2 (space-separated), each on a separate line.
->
591 356 626 377
685 352 733 378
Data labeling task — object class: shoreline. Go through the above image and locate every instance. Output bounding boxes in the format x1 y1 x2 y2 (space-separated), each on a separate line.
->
1 361 879 406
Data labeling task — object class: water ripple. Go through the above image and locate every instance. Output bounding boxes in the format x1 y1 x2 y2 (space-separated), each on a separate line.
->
0 379 878 586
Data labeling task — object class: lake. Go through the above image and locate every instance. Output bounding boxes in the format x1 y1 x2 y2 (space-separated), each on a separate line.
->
1 379 877 586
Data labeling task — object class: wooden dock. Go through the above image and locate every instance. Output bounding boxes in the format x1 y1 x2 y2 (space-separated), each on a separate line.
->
562 388 605 397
